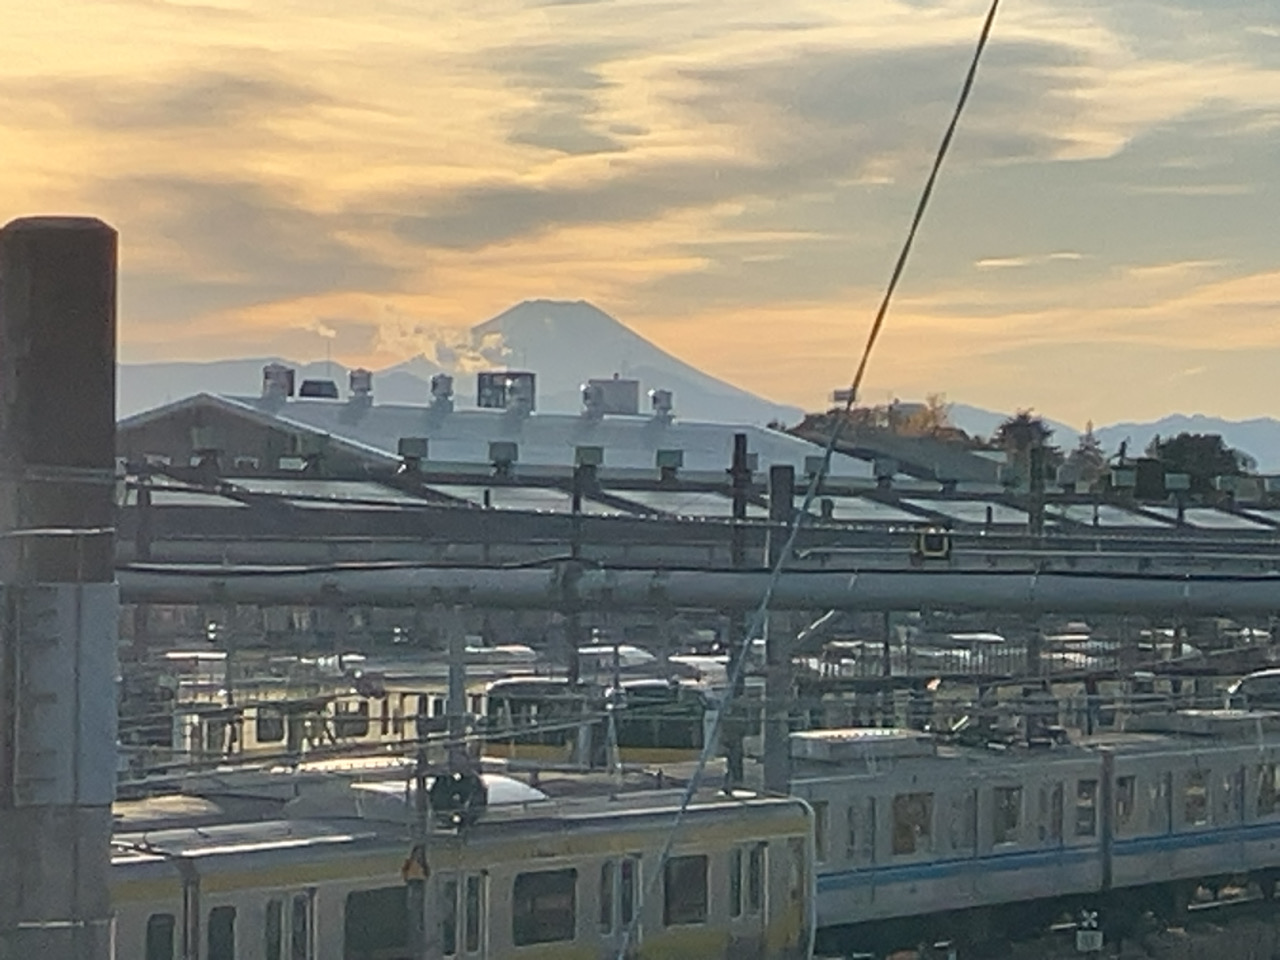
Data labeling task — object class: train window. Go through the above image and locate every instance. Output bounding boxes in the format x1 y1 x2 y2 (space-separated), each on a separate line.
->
1050 783 1064 843
291 892 312 960
145 913 175 960
1259 763 1280 815
442 877 458 955
729 849 742 918
663 855 708 926
344 887 409 957
334 702 370 739
512 868 577 945
1224 769 1245 822
993 787 1022 845
1076 780 1098 837
379 698 390 737
265 899 283 960
812 800 829 863
256 708 285 744
620 856 638 926
846 805 858 859
470 694 484 714
601 859 617 930
205 718 228 754
1185 771 1209 825
464 875 483 953
747 843 765 915
892 792 934 855
788 837 806 906
207 905 236 960
1116 776 1137 830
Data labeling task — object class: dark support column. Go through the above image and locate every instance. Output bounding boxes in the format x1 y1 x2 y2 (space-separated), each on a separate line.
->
763 465 795 795
1028 445 1046 537
729 433 750 567
722 435 753 789
722 613 746 790
0 217 118 960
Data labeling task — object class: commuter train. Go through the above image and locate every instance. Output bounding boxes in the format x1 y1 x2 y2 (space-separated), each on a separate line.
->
111 774 814 960
791 710 1280 956
127 695 1280 959
163 676 724 774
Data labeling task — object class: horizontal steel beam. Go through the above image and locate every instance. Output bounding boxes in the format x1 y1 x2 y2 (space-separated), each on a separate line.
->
117 563 1280 616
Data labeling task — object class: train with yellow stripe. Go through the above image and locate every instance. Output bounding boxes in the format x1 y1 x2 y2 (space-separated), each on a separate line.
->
111 774 814 960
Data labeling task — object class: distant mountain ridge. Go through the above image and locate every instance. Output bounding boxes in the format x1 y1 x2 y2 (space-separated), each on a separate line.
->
118 299 1280 470
1092 416 1280 472
119 299 804 426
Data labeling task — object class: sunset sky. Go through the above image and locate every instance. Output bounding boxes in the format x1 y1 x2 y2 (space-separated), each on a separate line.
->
3 0 1279 426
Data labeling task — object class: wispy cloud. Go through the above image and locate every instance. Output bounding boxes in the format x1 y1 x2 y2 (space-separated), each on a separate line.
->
975 252 1086 270
3 0 1280 424
1124 259 1229 281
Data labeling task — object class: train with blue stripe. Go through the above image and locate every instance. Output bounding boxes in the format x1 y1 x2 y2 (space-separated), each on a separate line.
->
791 711 1280 956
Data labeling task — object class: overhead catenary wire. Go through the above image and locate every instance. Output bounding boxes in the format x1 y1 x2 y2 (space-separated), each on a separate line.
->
614 2 1004 957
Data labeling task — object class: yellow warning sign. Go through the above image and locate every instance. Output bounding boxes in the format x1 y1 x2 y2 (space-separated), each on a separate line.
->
402 844 429 882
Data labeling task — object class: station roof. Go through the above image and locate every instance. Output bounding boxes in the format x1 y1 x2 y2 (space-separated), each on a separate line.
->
216 393 879 480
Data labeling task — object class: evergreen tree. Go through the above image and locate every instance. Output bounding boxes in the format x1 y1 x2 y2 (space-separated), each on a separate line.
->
1064 421 1108 487
1146 432 1256 495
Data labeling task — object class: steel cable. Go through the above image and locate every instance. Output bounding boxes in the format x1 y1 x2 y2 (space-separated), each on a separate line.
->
614 3 1004 956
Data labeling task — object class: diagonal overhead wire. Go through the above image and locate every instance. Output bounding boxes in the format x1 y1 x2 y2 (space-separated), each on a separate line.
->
615 1 1003 957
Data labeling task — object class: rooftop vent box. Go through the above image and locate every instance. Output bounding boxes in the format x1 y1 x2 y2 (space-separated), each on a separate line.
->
790 728 937 763
477 371 536 411
584 376 640 416
299 379 340 399
575 445 604 468
261 363 295 399
349 368 373 397
398 437 429 460
655 449 684 470
1110 468 1137 489
488 441 519 464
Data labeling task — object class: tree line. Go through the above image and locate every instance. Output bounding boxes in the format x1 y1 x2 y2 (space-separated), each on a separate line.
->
802 397 1260 497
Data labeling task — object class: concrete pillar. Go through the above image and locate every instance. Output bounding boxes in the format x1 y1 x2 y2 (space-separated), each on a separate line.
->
0 217 118 959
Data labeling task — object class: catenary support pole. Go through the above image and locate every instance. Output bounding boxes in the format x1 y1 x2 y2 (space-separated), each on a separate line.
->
763 464 795 795
0 217 118 960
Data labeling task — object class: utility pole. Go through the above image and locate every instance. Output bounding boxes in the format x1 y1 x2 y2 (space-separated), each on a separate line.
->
446 606 468 774
0 217 118 960
763 465 795 795
723 434 752 789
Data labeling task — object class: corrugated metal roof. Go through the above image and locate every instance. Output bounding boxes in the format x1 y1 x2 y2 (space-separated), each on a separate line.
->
220 395 875 479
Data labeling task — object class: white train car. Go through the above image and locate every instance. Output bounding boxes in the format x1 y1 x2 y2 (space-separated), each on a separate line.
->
791 712 1280 956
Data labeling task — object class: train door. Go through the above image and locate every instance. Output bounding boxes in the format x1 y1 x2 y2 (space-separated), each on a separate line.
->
727 843 768 958
597 855 642 958
439 871 489 959
180 863 200 960
261 894 315 960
